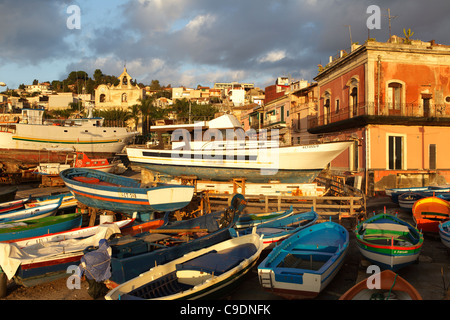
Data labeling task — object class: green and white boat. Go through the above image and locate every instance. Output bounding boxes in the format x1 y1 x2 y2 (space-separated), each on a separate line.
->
355 212 423 271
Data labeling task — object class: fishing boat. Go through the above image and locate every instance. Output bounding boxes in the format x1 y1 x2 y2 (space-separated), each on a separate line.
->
234 206 294 229
34 151 121 176
105 231 263 300
59 168 195 217
257 221 349 299
0 198 62 223
6 218 134 246
387 186 450 204
25 192 77 211
106 194 246 286
412 196 450 233
0 212 82 242
126 114 352 183
72 151 121 172
0 218 129 290
0 108 137 166
355 212 423 270
398 192 426 212
239 208 318 249
339 270 422 300
438 220 450 250
0 196 31 214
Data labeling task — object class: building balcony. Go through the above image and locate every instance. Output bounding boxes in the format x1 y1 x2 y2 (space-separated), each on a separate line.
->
308 102 450 134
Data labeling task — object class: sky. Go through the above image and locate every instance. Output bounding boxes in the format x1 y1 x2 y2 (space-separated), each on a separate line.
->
1 0 450 90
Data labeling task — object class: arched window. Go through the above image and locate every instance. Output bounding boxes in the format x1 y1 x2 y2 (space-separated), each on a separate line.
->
122 93 127 102
122 76 128 85
388 82 402 113
347 77 359 117
385 80 405 115
99 94 106 103
321 90 332 125
324 98 330 124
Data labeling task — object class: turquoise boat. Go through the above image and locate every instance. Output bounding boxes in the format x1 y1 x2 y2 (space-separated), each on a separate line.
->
258 221 349 299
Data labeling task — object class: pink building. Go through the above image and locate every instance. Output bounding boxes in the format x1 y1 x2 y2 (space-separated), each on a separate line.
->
310 37 450 195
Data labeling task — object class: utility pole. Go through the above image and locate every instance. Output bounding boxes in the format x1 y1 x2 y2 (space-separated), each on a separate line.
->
383 8 398 39
344 25 353 48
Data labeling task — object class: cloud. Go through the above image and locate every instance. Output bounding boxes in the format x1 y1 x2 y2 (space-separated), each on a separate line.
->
0 0 74 64
3 0 450 90
258 50 288 64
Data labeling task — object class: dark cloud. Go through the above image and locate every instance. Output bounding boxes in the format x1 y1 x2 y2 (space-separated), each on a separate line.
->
3 0 450 88
0 0 74 64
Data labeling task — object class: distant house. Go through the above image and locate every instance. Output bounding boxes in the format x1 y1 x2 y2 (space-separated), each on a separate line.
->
310 37 450 195
24 82 52 94
48 92 76 110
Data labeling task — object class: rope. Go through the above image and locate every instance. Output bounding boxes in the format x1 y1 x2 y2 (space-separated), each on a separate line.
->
369 273 398 300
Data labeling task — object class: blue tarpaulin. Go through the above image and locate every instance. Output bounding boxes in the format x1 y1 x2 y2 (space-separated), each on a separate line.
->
80 239 111 282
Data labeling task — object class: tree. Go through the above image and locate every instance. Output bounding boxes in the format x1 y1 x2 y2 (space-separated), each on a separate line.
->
93 69 104 84
128 104 141 131
136 96 154 136
149 80 161 90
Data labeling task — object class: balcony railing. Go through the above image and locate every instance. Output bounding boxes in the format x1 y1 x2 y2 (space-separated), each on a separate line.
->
308 102 450 128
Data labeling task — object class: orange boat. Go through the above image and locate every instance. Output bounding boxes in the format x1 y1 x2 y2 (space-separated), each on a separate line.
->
339 270 422 300
412 196 450 233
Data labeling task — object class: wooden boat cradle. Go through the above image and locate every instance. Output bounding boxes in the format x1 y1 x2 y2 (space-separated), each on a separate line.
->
119 242 258 300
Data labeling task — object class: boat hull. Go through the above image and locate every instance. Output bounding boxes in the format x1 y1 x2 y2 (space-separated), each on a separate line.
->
0 213 82 242
60 168 194 215
235 206 294 229
339 270 422 300
7 220 134 287
126 141 352 183
439 220 450 249
412 196 450 233
355 213 423 271
0 199 62 223
0 119 136 165
105 232 264 300
257 221 349 299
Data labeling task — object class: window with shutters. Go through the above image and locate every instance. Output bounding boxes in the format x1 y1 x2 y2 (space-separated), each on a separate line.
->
387 134 405 170
429 144 436 170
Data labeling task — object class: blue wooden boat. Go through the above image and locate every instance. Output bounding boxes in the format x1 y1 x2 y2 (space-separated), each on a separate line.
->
239 207 318 249
257 221 349 299
437 193 450 201
26 192 77 211
0 198 62 223
0 212 82 242
387 186 450 204
59 168 194 218
439 220 450 250
105 231 263 300
105 194 247 286
234 206 294 229
398 192 426 212
0 196 31 214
